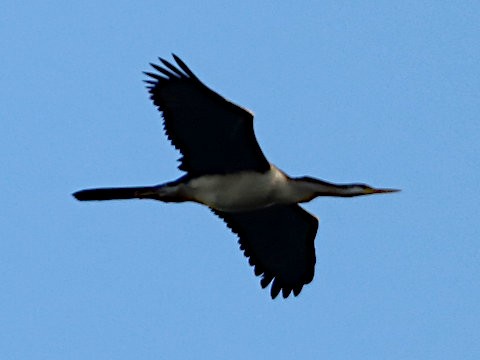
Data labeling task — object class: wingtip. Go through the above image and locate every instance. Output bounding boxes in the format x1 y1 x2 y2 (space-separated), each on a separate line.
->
270 280 282 299
260 275 273 289
293 285 303 297
282 287 292 298
171 54 197 79
171 53 182 65
143 71 162 80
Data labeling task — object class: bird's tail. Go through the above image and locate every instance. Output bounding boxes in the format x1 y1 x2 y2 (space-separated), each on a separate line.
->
73 186 158 201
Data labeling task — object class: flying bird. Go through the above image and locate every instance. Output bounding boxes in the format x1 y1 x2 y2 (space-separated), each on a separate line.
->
73 55 399 299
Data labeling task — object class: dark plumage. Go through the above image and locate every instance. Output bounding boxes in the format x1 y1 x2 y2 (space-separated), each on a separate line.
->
144 55 270 176
213 205 318 299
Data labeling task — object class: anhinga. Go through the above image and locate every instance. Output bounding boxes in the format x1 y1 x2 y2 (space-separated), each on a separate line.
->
73 55 399 299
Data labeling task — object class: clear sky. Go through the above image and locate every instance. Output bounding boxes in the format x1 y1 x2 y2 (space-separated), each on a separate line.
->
2 1 479 359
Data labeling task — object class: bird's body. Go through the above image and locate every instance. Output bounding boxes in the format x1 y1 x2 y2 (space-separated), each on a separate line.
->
74 55 398 299
143 165 324 212
180 165 289 212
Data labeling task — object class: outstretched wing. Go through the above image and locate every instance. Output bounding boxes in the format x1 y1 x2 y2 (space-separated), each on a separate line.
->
145 55 270 176
213 205 318 299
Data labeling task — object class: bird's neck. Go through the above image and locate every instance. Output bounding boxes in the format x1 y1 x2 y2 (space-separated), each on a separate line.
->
289 177 360 202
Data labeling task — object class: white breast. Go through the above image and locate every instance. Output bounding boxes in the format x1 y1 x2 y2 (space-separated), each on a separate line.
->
184 165 291 212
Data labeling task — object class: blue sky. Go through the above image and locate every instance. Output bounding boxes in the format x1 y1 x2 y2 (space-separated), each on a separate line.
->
2 1 479 359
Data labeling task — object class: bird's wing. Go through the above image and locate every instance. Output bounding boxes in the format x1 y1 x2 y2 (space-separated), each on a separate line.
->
213 204 318 299
144 55 270 176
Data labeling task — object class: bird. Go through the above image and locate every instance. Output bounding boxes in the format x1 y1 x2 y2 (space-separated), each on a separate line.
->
73 54 399 299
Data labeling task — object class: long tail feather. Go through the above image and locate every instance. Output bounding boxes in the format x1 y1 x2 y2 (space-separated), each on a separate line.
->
72 187 156 201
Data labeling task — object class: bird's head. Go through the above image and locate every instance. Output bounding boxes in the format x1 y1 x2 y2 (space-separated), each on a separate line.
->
341 183 400 197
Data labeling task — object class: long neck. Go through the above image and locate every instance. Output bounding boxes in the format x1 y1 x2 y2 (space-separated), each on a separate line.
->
289 177 361 202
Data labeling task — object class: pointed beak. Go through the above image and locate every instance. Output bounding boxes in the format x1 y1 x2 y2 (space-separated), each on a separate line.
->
371 188 401 194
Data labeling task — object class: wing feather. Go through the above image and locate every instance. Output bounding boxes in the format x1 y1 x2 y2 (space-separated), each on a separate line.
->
213 205 318 299
146 55 270 175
